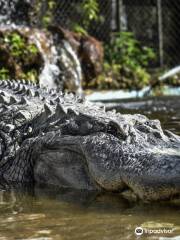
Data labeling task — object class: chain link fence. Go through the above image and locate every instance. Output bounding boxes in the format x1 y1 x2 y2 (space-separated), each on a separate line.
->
34 0 180 68
1 0 179 68
53 0 112 42
33 0 112 42
116 0 180 68
162 1 180 67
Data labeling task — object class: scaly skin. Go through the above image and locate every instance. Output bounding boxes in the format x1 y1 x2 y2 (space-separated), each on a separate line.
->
0 80 180 201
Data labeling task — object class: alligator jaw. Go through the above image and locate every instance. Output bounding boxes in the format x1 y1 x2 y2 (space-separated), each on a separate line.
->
32 132 126 192
121 145 180 201
33 133 100 191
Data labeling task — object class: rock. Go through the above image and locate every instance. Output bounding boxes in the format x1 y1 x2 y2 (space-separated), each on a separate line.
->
0 26 83 93
48 26 104 87
80 35 104 82
0 25 103 93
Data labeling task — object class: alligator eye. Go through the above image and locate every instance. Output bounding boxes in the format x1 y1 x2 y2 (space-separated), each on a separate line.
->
107 121 126 140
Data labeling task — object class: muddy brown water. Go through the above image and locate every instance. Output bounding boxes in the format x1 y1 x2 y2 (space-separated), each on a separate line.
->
0 96 180 240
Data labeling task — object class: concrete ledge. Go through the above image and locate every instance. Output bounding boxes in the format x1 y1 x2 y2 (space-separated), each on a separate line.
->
85 86 180 102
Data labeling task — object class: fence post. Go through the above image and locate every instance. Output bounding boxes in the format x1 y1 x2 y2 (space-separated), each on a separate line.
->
157 0 164 67
116 0 120 31
119 0 123 31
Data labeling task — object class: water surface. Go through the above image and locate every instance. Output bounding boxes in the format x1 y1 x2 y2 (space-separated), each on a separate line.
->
0 96 180 240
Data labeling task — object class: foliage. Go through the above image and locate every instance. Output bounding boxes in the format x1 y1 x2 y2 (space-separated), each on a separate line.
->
42 0 56 27
0 68 10 80
0 31 40 82
72 24 88 36
91 32 156 90
72 0 101 35
19 70 38 82
4 33 38 59
4 33 25 57
105 32 155 68
32 0 100 34
80 0 99 29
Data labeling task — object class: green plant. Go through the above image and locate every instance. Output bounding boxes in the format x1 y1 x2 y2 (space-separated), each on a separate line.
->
4 33 38 59
4 33 25 57
0 68 10 80
81 0 99 29
105 32 155 67
72 0 101 35
19 70 38 82
42 0 56 27
0 31 40 82
72 24 88 36
27 44 39 55
103 31 156 90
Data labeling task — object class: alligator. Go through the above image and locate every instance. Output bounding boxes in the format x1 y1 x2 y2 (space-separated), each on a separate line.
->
0 80 180 201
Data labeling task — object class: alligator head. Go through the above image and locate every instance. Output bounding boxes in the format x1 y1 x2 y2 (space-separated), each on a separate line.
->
30 111 180 201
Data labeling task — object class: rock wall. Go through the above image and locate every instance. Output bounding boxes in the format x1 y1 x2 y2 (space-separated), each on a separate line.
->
0 25 104 93
48 26 104 89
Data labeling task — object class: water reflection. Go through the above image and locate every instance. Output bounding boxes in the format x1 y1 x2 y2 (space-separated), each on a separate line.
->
0 184 179 240
0 96 180 240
